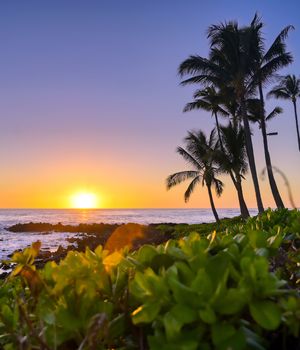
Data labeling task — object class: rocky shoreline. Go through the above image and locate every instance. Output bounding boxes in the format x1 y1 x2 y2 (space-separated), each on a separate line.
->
1 222 175 278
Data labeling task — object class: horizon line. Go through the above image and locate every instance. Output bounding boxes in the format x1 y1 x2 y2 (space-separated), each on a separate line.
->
0 207 260 210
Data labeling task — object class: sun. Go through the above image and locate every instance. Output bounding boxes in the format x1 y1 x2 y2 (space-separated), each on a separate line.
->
70 192 99 209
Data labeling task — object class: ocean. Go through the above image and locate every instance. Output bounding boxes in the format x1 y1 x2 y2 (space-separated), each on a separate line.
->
0 208 258 260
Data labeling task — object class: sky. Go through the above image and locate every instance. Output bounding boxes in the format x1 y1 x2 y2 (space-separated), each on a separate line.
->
0 0 299 209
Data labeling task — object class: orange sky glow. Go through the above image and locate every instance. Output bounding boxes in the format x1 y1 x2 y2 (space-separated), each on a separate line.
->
0 1 299 209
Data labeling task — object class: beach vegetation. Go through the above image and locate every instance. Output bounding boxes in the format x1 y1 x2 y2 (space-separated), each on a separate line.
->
0 209 299 349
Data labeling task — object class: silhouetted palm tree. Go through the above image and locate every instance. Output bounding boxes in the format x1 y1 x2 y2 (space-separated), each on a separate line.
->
268 74 300 152
216 123 250 218
179 17 265 213
246 98 285 208
184 86 249 215
250 18 293 208
166 130 223 222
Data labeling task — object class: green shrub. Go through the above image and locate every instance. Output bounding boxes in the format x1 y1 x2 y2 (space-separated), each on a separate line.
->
0 209 299 349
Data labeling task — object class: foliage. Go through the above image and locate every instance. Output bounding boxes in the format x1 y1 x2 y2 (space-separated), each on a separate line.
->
0 209 299 349
166 129 223 222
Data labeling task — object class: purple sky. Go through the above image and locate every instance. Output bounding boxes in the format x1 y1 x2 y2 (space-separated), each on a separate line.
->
0 0 299 208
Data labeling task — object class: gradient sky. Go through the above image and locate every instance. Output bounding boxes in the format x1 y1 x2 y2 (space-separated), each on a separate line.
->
0 0 299 209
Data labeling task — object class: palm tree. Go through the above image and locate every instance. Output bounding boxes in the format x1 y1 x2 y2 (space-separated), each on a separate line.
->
179 18 265 213
268 74 300 152
216 123 250 218
250 17 293 209
246 98 285 209
183 86 229 144
166 130 223 222
184 86 249 217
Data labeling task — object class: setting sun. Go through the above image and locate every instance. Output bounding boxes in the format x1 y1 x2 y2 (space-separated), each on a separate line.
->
70 192 99 209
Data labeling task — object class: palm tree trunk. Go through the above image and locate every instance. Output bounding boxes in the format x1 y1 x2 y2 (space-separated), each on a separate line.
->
241 98 264 213
214 111 249 217
235 174 250 218
292 99 300 152
258 83 285 209
207 184 219 223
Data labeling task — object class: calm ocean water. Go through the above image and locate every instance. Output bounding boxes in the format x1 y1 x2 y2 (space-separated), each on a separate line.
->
0 208 258 260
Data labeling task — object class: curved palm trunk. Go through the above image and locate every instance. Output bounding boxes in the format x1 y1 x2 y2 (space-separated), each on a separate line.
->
241 98 264 213
235 174 250 218
214 111 250 218
232 173 249 218
258 84 285 209
207 184 219 223
292 100 300 152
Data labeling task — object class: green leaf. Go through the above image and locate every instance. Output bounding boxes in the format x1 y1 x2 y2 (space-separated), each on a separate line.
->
163 311 182 340
1 305 14 329
138 245 159 265
267 232 283 249
191 269 213 299
247 230 268 249
217 288 247 315
170 304 198 324
166 267 200 307
151 254 175 272
199 306 216 324
132 269 162 298
206 253 230 290
211 322 236 346
175 261 195 285
218 328 247 350
149 334 199 350
249 300 281 330
131 303 160 324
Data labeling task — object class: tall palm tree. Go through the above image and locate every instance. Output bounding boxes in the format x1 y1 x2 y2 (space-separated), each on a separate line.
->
216 123 250 218
246 98 285 209
179 18 265 213
268 74 300 152
250 17 293 208
166 130 223 222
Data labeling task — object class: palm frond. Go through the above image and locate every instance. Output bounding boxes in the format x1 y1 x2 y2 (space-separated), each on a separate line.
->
208 128 217 148
217 122 248 177
259 53 293 84
267 86 291 100
263 25 294 63
266 106 283 122
183 100 213 113
213 178 224 197
179 56 218 77
180 74 222 87
166 171 199 190
268 75 300 100
184 176 201 202
246 98 263 124
176 147 201 169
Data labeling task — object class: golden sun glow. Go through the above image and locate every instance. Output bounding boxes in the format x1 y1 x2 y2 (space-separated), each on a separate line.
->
70 192 99 209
